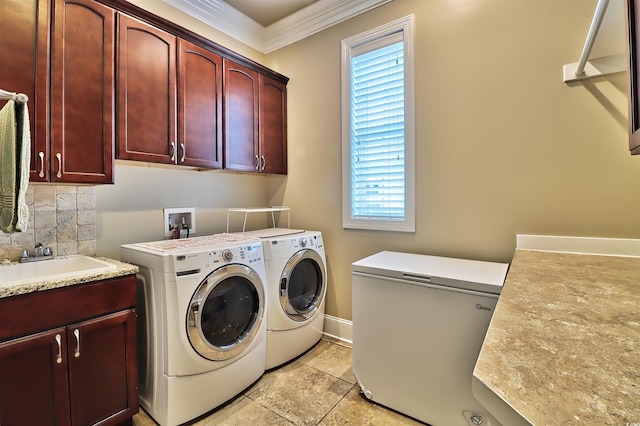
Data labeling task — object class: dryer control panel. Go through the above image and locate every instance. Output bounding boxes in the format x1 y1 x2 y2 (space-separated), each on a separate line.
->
269 233 323 258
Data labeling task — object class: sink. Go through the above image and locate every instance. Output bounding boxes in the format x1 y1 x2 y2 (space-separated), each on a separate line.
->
0 255 117 288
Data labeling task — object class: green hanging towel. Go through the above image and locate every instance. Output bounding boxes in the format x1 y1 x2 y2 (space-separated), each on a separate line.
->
14 101 30 232
0 99 30 233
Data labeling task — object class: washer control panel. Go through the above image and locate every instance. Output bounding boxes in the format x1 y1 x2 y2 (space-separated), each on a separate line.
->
172 242 264 274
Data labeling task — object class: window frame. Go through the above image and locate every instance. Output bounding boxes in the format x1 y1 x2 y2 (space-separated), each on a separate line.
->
341 15 415 232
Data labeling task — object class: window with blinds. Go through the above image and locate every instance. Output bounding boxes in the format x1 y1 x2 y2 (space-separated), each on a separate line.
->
351 38 405 219
341 16 415 232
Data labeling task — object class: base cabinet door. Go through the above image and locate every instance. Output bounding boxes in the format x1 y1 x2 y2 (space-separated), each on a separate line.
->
0 275 138 426
68 309 138 426
0 327 72 426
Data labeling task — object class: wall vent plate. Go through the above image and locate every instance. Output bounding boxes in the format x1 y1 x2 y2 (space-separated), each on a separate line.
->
164 207 196 238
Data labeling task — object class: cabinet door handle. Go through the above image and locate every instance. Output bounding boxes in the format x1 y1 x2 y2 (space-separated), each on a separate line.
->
38 152 45 177
73 329 80 358
180 143 185 163
255 155 259 170
170 141 175 162
55 334 63 364
261 155 265 171
56 153 62 178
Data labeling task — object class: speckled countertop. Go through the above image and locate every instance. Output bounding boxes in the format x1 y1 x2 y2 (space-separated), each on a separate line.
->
473 249 640 425
0 257 138 299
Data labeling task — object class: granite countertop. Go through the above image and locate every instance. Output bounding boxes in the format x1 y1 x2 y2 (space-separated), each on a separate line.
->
473 249 640 425
0 257 139 299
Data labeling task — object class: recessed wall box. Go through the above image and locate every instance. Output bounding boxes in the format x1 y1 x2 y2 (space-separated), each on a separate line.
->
164 208 196 238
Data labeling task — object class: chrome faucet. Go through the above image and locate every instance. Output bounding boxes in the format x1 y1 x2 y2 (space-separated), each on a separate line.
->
20 243 54 263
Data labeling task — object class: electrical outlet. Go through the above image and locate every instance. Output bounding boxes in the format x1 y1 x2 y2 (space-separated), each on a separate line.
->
164 208 196 238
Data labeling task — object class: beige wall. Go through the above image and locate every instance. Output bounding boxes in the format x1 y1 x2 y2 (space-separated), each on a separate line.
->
86 0 640 321
265 0 640 321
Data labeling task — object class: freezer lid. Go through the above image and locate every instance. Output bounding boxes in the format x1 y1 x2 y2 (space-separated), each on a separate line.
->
352 251 509 295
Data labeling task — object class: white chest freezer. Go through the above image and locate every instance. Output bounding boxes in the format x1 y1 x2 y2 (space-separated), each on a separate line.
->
352 251 509 426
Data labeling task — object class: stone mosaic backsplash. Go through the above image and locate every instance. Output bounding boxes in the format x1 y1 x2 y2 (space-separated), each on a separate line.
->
0 185 96 262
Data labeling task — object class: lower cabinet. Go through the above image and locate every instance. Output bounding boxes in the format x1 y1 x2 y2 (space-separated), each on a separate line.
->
0 276 138 426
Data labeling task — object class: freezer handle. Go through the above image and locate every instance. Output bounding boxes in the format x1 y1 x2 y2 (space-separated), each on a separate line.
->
353 271 500 299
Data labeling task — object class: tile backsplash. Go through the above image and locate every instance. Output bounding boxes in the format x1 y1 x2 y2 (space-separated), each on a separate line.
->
0 185 96 261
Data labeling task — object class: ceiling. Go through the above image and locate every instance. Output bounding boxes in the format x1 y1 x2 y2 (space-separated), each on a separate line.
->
224 0 321 27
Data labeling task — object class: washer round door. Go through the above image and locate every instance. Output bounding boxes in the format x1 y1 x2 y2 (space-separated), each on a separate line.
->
187 264 265 361
279 249 326 322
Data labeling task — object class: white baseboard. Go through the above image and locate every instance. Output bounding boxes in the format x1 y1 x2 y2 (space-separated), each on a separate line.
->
323 314 353 345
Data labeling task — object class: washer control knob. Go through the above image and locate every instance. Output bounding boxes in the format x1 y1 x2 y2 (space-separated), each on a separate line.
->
299 237 307 247
222 249 234 261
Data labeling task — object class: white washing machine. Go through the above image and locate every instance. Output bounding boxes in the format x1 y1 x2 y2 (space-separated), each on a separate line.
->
240 228 327 369
120 234 268 426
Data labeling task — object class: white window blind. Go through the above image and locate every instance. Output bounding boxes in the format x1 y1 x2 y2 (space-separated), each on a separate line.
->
341 15 415 232
350 37 405 219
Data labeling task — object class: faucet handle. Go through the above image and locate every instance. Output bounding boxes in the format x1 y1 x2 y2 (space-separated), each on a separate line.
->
20 249 30 259
43 247 53 256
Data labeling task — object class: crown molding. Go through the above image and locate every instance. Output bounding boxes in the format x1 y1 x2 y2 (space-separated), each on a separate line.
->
162 0 392 54
264 0 392 53
162 0 267 51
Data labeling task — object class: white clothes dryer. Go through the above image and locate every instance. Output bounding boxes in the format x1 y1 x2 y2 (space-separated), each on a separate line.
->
240 229 327 369
121 234 267 426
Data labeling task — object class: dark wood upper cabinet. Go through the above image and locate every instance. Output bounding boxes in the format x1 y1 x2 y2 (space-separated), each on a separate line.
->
0 0 115 184
117 17 224 169
1 0 287 180
51 0 115 183
224 59 260 172
626 0 640 154
224 60 288 174
0 0 50 182
178 39 223 168
117 13 177 164
260 76 287 174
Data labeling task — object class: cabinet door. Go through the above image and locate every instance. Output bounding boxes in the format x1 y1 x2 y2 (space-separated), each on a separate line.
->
0 327 71 426
51 0 115 183
627 0 640 154
0 0 50 182
117 14 176 164
178 39 223 169
260 75 287 174
224 59 260 172
67 309 138 426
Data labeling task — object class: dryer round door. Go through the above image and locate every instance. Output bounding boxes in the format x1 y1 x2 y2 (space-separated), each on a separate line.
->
187 264 265 361
279 249 326 322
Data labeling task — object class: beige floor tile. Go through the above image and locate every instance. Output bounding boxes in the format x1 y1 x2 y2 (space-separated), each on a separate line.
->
193 396 294 425
298 340 355 384
318 387 424 426
132 408 158 426
247 363 354 426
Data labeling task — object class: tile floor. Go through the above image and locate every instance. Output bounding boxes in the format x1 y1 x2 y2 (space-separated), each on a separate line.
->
132 338 423 425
